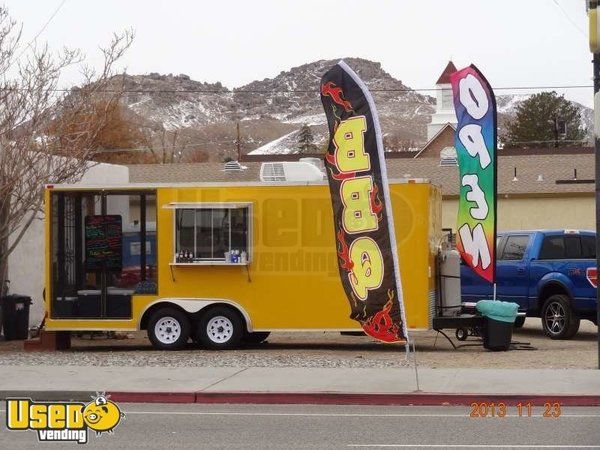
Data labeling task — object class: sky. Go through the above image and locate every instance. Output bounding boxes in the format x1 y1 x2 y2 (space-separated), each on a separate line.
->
3 0 594 106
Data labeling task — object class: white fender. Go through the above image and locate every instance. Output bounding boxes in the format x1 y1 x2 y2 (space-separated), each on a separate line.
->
139 298 253 331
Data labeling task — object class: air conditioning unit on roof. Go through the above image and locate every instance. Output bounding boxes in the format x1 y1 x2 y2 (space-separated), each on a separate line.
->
260 161 324 182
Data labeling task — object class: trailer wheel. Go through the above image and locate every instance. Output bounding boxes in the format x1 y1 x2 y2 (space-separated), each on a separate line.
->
455 328 468 341
147 307 191 350
197 306 243 350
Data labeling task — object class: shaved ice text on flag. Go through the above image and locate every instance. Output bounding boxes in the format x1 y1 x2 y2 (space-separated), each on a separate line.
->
450 65 497 283
320 61 407 344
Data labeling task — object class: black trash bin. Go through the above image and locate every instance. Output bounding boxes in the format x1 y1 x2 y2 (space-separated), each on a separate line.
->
1 294 32 340
482 317 513 351
476 300 518 351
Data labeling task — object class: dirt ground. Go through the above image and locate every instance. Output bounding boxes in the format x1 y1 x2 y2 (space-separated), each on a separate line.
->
0 319 597 369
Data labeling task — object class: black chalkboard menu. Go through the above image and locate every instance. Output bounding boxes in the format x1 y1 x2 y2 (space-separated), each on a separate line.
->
85 215 122 271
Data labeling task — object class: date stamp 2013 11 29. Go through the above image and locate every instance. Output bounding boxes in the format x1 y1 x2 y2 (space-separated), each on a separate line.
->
469 402 561 418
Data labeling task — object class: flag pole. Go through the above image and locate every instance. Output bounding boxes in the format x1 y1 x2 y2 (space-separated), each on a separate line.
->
588 0 600 370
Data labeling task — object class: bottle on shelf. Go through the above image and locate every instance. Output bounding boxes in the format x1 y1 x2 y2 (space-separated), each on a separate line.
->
241 251 247 264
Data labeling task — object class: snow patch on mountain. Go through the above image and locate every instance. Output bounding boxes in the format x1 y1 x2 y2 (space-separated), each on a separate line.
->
248 131 300 155
284 113 326 126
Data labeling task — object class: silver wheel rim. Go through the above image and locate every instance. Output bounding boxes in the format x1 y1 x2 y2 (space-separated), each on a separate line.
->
154 316 181 344
207 316 234 343
545 302 566 335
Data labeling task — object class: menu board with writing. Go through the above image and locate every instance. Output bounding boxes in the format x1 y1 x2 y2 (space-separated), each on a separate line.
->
85 215 122 271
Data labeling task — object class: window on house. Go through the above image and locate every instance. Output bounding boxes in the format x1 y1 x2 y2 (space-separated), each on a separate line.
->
175 206 249 262
441 88 453 110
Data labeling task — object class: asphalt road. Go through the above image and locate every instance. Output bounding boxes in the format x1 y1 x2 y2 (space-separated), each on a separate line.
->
1 403 599 449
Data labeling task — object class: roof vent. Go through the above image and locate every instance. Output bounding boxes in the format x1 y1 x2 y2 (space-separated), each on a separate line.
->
260 161 324 182
439 146 458 166
223 160 244 172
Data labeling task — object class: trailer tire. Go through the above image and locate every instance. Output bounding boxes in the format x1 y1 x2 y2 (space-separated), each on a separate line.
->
147 307 191 350
541 295 580 340
197 306 243 350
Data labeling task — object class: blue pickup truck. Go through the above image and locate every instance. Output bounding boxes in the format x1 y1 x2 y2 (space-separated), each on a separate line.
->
461 230 597 339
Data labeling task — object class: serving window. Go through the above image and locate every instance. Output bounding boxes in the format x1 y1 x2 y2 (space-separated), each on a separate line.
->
173 204 250 264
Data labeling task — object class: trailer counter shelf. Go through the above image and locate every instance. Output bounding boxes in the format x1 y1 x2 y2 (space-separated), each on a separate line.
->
44 180 441 350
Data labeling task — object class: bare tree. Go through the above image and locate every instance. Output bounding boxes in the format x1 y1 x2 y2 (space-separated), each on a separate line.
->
143 127 185 164
0 7 133 290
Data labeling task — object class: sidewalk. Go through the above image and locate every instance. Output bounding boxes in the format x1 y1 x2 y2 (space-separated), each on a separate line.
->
1 365 599 405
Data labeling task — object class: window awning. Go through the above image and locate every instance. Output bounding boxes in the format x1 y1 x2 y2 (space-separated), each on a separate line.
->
162 202 252 210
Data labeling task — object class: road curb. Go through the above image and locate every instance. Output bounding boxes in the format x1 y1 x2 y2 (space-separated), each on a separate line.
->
2 391 599 406
106 391 600 406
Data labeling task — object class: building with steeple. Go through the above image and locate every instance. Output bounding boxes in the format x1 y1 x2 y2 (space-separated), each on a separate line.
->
426 61 458 141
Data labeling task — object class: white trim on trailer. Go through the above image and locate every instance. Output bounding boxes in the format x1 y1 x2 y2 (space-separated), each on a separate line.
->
163 202 254 209
137 298 254 331
45 178 431 190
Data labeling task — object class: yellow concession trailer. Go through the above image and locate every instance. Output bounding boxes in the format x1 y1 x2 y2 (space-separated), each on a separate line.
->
44 180 441 349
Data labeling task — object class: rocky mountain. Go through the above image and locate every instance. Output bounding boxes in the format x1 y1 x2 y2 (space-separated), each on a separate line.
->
116 59 592 161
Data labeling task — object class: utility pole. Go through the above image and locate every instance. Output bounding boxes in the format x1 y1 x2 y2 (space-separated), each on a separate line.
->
588 0 600 369
552 115 559 148
236 121 241 161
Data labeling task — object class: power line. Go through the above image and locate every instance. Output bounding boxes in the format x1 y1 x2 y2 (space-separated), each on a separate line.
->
92 137 252 153
0 84 594 95
503 139 591 145
12 0 68 64
550 0 587 39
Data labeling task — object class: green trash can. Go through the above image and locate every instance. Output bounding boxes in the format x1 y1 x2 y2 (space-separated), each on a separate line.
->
476 300 518 351
1 294 32 340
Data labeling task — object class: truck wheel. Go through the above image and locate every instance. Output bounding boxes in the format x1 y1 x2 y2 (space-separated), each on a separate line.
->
242 332 270 345
197 306 243 350
541 295 580 340
147 307 191 350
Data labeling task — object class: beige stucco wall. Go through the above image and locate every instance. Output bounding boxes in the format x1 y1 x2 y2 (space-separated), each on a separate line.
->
8 163 130 326
442 195 595 233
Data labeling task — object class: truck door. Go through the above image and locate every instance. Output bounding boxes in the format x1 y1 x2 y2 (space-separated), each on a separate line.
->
496 234 531 309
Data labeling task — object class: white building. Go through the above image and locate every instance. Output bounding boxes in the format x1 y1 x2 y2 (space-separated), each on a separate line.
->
9 162 130 326
427 61 458 141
